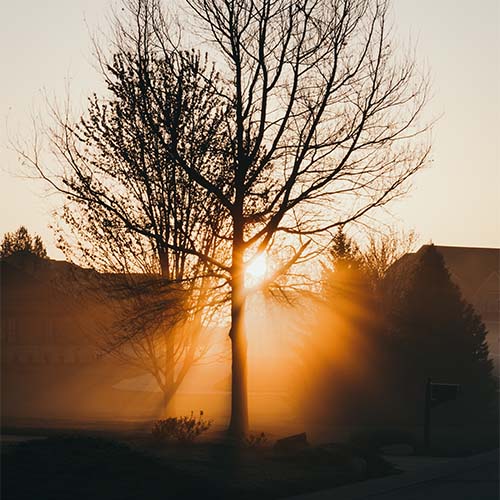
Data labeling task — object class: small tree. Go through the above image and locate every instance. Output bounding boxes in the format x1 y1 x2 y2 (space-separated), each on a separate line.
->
327 226 362 273
0 226 48 259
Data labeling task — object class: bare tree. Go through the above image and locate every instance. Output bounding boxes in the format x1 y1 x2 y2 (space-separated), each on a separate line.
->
176 0 430 435
19 3 231 413
22 0 430 435
362 227 417 283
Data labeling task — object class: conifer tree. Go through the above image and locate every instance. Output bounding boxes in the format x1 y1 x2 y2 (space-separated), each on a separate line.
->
0 226 47 259
387 245 496 416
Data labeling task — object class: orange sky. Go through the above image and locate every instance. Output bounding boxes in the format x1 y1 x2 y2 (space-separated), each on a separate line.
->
1 0 498 258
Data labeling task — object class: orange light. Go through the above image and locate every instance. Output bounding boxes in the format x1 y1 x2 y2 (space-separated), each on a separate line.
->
245 253 268 288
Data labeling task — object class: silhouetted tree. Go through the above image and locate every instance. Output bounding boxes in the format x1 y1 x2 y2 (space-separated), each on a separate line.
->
19 5 230 413
64 44 229 413
327 226 362 273
383 245 497 419
297 226 385 424
362 228 417 286
0 226 47 259
23 0 430 435
184 0 430 435
298 235 496 426
297 227 421 424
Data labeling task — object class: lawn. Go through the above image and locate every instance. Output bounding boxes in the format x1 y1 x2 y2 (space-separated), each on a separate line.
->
2 419 497 500
1 432 394 500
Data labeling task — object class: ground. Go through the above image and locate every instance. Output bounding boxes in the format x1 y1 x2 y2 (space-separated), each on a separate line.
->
0 427 393 500
1 421 498 500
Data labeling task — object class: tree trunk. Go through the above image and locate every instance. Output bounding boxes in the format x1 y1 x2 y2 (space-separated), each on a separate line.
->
228 229 249 437
162 388 177 417
163 331 176 416
160 248 176 416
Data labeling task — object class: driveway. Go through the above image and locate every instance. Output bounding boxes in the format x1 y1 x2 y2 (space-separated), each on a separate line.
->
287 449 499 500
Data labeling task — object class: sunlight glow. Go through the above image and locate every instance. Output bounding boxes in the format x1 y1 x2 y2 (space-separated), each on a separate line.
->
245 253 268 288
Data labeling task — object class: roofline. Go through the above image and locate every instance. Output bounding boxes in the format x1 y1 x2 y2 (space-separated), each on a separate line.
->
419 244 500 252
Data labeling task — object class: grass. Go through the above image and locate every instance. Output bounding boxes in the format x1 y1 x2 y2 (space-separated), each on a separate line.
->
1 433 395 500
2 435 224 500
2 419 497 499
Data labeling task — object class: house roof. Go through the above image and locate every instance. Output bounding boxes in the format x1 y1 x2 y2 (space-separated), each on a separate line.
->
386 245 500 309
428 245 499 299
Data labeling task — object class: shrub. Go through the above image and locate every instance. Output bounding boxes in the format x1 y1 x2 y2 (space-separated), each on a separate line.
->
152 411 212 443
243 432 268 449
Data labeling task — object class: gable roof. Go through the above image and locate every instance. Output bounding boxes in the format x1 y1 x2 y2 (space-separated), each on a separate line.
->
429 245 500 300
386 245 500 310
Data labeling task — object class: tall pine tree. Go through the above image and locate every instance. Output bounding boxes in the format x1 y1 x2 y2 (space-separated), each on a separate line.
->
385 245 496 419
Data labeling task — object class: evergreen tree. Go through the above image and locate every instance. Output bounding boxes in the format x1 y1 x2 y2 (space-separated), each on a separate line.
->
322 227 367 308
327 227 362 273
297 227 385 424
386 245 496 418
0 226 47 259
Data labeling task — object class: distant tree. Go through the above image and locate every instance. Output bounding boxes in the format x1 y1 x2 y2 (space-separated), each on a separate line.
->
24 5 230 414
297 226 384 424
321 227 371 321
384 245 497 419
324 226 417 286
362 228 417 285
320 225 417 297
0 226 48 259
327 226 362 273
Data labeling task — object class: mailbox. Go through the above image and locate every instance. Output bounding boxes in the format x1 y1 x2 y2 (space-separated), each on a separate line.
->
430 383 460 408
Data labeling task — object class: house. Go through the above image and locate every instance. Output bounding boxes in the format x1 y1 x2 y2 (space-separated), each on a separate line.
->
0 252 150 422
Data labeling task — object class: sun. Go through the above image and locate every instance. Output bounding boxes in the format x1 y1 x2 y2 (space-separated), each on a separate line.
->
245 253 268 288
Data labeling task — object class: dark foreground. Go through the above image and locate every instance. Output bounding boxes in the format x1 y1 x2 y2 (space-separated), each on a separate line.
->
292 450 499 500
2 421 498 500
377 459 499 500
1 434 394 500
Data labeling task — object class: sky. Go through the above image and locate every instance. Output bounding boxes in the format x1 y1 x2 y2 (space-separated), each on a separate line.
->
1 0 499 259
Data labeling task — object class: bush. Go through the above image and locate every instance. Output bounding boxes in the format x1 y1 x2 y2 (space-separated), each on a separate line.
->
243 432 268 449
152 411 212 443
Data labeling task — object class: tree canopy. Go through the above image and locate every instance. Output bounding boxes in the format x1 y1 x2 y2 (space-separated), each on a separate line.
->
384 245 496 413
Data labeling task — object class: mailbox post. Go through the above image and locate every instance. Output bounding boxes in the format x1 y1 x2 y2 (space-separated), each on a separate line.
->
424 378 460 451
424 378 431 450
